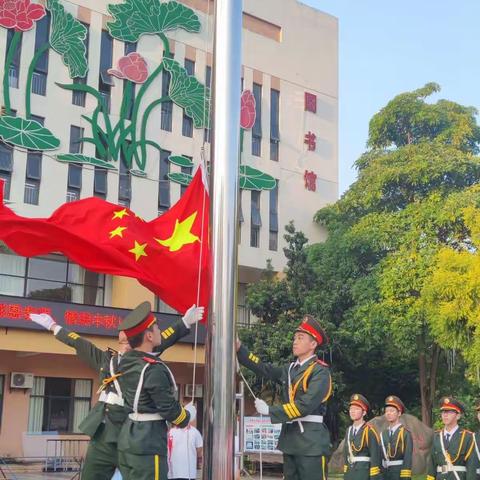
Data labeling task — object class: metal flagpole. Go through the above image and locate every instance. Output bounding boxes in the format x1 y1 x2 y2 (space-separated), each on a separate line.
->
203 0 242 477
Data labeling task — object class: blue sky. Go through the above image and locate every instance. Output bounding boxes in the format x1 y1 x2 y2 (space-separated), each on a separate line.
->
301 0 480 193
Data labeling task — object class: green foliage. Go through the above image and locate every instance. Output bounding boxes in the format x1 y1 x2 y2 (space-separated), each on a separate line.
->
46 0 88 78
107 0 201 42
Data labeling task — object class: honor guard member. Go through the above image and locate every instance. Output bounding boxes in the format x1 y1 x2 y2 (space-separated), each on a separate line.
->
472 401 480 477
29 303 203 480
427 397 476 480
117 302 197 480
381 396 413 480
343 394 383 480
237 314 333 480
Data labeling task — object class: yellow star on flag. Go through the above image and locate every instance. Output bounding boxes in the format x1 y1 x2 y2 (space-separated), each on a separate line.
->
129 241 148 261
155 212 200 252
109 226 127 239
112 208 129 220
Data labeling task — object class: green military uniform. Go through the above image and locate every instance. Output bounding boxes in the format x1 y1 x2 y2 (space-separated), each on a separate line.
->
427 398 476 480
54 315 189 480
117 303 191 480
238 315 332 480
380 397 413 480
343 394 383 480
473 401 480 478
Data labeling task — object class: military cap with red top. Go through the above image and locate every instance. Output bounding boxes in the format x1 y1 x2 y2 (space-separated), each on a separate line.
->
294 314 329 346
350 394 370 412
440 396 465 414
118 301 156 338
385 395 406 413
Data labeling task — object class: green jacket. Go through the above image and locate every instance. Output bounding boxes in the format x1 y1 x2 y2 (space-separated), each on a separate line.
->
117 350 190 455
343 423 383 480
427 428 476 480
237 345 332 456
55 319 189 441
380 426 413 480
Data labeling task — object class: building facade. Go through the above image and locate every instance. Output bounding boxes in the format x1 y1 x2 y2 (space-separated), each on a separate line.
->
0 0 337 457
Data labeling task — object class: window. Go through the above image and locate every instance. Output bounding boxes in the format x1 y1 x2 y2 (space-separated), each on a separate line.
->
238 191 244 244
252 83 262 156
6 29 22 88
24 152 42 205
0 249 106 305
204 65 212 143
94 167 107 198
237 283 253 327
32 14 51 96
119 150 131 207
0 375 4 428
270 89 280 161
182 59 195 137
28 377 92 433
180 156 192 196
69 125 84 154
0 142 13 200
155 297 178 315
250 190 261 248
158 149 170 213
124 42 137 120
161 53 174 131
98 31 114 113
72 23 89 107
269 182 278 251
66 126 83 202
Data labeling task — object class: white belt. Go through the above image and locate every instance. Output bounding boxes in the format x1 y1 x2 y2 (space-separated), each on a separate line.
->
476 469 480 474
383 460 404 467
128 412 163 422
437 466 467 473
99 391 124 407
287 414 323 424
350 456 371 463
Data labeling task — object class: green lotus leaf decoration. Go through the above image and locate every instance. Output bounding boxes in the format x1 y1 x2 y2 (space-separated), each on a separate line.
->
163 58 211 129
0 116 60 150
56 154 116 169
46 0 88 78
239 165 277 191
167 172 193 186
168 155 194 168
107 0 201 42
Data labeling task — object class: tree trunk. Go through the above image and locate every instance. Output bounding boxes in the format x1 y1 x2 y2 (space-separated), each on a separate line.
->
418 343 440 427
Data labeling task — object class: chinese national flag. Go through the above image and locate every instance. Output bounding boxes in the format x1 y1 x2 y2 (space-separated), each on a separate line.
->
0 168 211 316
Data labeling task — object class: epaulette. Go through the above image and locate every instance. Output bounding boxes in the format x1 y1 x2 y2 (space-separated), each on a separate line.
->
143 356 159 364
366 423 380 441
316 359 329 367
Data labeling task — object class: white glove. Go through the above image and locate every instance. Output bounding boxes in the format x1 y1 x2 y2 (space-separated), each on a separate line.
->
29 313 56 331
184 402 197 423
182 304 205 327
255 398 269 416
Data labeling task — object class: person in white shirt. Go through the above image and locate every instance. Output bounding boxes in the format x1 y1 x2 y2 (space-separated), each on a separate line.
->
167 419 203 480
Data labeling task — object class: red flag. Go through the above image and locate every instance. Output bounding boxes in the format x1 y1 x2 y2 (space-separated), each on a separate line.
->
0 168 211 316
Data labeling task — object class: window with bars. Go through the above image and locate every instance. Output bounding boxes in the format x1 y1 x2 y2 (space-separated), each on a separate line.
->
161 52 174 131
158 149 171 213
6 29 22 88
72 23 89 107
269 182 278 251
119 147 132 207
182 59 195 137
32 14 51 96
250 190 261 248
98 30 114 113
27 377 92 433
270 89 280 161
0 249 106 305
66 126 83 201
94 167 107 199
24 115 44 205
252 83 262 156
0 142 13 200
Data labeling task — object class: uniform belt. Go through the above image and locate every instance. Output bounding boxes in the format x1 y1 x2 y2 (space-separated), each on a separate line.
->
437 466 467 473
476 469 480 474
99 391 124 407
350 456 371 463
128 412 163 422
287 415 324 424
383 460 404 467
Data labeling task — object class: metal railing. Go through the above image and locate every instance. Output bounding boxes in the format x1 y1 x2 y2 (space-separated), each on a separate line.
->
45 438 89 477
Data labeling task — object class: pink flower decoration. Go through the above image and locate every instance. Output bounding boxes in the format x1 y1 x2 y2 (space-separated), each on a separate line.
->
0 0 46 32
107 52 149 84
240 90 256 130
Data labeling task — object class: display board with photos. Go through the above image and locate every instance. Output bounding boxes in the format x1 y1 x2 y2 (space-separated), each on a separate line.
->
244 416 282 454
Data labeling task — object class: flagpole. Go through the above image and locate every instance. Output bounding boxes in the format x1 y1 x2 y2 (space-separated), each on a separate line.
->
203 0 242 478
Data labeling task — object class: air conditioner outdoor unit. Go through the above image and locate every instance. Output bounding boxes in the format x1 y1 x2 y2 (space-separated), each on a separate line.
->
184 384 203 398
10 372 34 389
